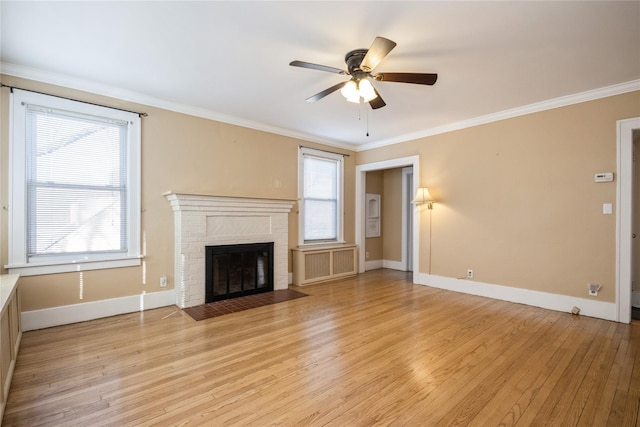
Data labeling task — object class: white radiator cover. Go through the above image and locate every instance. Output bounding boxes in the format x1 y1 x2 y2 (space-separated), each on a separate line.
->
165 193 295 308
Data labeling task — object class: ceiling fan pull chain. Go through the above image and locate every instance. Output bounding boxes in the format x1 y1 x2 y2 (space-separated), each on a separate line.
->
365 108 369 137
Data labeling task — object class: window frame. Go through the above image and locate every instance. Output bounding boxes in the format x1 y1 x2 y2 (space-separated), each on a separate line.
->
7 89 142 276
298 147 344 247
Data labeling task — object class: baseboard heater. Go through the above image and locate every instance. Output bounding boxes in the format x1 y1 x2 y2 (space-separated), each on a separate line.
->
292 244 357 286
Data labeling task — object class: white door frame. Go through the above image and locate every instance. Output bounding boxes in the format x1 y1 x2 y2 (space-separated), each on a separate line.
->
402 167 414 272
356 155 420 283
616 117 639 323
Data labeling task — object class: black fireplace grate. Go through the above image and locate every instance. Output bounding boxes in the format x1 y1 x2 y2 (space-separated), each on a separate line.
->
205 242 274 303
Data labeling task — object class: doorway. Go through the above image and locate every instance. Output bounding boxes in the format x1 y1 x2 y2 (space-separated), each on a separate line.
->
356 156 420 283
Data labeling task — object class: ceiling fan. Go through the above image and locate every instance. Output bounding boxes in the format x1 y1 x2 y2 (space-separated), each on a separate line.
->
289 36 438 109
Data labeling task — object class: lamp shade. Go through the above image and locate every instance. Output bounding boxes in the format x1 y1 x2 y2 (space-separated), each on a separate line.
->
412 187 434 204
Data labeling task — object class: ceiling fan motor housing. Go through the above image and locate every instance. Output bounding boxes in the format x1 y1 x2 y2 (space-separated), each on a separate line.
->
345 49 369 75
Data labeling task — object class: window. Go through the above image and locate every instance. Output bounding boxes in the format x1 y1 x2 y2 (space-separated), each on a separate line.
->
7 89 141 275
298 147 344 245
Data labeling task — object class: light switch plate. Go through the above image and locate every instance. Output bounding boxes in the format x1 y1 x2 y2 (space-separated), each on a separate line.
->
603 203 612 215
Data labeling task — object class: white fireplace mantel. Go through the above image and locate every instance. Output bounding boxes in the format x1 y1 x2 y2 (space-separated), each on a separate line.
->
165 193 295 308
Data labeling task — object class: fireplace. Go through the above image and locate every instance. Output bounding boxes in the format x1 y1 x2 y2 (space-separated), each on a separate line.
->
206 242 274 302
165 193 295 308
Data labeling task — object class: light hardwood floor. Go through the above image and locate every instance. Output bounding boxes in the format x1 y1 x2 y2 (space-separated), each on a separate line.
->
3 269 639 426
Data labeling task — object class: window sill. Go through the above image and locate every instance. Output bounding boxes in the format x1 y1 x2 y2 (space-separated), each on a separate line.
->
5 256 143 276
295 242 354 251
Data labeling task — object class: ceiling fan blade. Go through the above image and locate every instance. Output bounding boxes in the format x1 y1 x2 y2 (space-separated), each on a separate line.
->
306 81 347 102
290 60 347 75
369 87 386 110
360 37 397 72
375 72 438 85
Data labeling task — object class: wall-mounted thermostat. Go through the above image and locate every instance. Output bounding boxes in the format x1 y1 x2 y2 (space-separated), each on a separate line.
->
594 172 614 183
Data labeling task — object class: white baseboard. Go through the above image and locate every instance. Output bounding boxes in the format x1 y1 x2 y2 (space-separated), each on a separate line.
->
416 273 617 322
365 260 383 271
22 289 176 331
633 292 640 308
365 260 407 272
383 260 405 271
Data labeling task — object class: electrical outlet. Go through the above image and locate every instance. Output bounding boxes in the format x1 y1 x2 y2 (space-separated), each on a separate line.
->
467 269 473 279
588 283 600 296
365 252 370 259
160 276 167 287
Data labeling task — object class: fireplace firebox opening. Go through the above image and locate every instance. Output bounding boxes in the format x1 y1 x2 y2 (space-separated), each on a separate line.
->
205 242 274 303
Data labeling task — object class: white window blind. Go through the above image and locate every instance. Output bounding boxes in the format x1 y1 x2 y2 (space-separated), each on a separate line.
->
299 148 344 245
303 156 338 241
8 89 141 276
26 105 128 258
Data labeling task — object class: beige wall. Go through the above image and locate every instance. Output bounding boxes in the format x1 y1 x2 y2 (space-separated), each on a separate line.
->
358 91 640 303
2 75 638 312
0 76 356 311
365 170 383 261
382 168 403 262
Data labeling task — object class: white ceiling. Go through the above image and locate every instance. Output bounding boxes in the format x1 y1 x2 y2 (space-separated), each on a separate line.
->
1 1 639 151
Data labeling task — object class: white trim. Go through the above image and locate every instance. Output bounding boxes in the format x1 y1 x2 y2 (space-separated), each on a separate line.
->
383 260 405 271
366 259 411 271
5 63 637 154
7 256 142 276
358 80 640 151
633 292 640 308
401 167 413 272
21 289 176 331
164 193 295 213
616 117 640 323
365 260 384 271
416 273 617 321
0 62 357 152
356 156 420 282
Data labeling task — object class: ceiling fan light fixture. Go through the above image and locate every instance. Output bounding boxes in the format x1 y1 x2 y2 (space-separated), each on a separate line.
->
341 80 360 103
340 79 377 103
359 79 377 102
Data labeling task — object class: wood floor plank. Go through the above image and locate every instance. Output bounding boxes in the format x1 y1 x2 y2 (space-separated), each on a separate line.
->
500 316 596 426
462 310 568 426
573 322 625 426
3 269 639 426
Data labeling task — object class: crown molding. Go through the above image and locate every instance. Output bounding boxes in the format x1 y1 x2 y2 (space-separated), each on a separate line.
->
0 62 358 152
356 79 640 152
2 62 636 154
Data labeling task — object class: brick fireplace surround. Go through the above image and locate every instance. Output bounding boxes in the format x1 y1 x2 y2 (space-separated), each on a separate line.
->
165 193 295 308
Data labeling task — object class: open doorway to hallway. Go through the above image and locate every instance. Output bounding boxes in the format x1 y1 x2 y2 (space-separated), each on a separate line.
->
356 155 420 284
363 166 413 272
